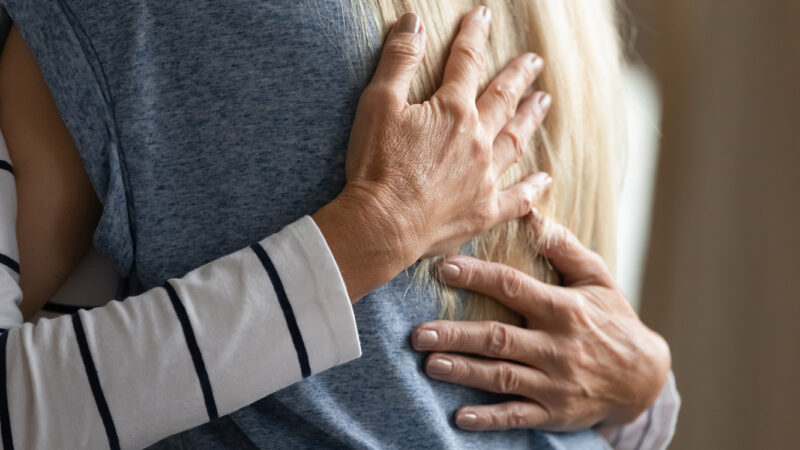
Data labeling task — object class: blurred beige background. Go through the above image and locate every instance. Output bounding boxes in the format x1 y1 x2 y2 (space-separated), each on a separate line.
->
627 1 800 448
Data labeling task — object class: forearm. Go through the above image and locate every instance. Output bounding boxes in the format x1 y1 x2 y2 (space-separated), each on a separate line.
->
0 131 362 449
0 216 361 449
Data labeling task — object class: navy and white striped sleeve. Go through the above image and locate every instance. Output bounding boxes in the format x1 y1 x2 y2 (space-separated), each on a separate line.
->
602 371 681 450
0 133 22 331
0 131 361 449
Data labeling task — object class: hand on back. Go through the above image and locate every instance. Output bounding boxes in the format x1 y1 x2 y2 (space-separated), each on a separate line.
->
344 7 552 262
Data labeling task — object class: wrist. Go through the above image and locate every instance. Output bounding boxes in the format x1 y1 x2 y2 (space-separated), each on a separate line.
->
312 184 422 301
606 327 672 426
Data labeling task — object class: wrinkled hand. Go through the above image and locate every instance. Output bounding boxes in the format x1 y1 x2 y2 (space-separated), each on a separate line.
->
316 7 553 300
342 7 552 261
411 210 671 431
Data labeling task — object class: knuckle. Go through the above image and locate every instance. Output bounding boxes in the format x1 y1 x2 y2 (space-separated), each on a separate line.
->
499 127 527 159
494 363 520 394
453 102 479 125
499 268 525 299
456 262 474 286
493 83 518 121
540 289 563 319
470 141 494 169
451 357 472 380
561 296 592 327
507 405 529 428
383 40 421 61
472 206 494 232
487 322 515 358
453 42 486 73
444 325 467 348
444 100 479 132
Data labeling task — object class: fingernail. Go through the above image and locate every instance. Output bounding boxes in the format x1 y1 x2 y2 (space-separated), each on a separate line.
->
457 413 478 427
539 93 552 112
397 13 420 34
427 357 453 374
530 55 544 74
481 6 491 19
415 329 439 348
437 263 461 281
530 172 552 190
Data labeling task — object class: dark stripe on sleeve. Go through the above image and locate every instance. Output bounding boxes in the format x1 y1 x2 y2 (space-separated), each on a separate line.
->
71 314 120 450
0 330 14 450
250 243 311 378
633 406 655 450
42 302 94 314
163 281 219 421
0 255 19 275
0 161 13 175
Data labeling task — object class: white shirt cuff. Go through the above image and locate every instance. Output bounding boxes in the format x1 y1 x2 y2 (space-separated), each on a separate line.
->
604 370 681 450
264 215 362 373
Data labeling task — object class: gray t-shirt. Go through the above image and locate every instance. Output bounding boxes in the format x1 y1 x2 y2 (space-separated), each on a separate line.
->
1 0 604 447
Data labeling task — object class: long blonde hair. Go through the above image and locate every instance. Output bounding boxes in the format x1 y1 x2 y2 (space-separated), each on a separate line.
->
352 0 623 323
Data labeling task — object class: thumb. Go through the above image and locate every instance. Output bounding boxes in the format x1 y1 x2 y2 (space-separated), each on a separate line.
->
526 208 614 287
368 12 426 103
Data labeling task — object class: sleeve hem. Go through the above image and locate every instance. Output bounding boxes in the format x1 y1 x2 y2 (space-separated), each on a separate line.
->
601 370 681 450
263 216 361 375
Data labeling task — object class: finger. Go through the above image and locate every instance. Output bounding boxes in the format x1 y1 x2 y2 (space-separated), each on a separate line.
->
492 92 552 175
526 208 614 286
477 53 543 138
454 401 551 431
433 255 568 320
424 353 549 398
368 12 426 104
493 172 552 225
412 320 551 364
438 7 491 100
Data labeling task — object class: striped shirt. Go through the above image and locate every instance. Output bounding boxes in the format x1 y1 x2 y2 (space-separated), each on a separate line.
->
0 132 361 449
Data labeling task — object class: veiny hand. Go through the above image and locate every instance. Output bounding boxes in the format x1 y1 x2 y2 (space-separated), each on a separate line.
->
411 209 671 431
315 7 552 300
343 6 552 259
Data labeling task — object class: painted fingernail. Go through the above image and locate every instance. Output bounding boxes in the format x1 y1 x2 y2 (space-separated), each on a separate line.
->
457 413 478 427
427 357 453 375
437 263 461 281
397 13 420 34
415 329 439 348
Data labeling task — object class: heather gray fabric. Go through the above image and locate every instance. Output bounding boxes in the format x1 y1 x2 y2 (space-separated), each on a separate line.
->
1 1 606 448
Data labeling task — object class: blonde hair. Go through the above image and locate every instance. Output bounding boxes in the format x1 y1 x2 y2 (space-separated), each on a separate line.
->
352 0 623 323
